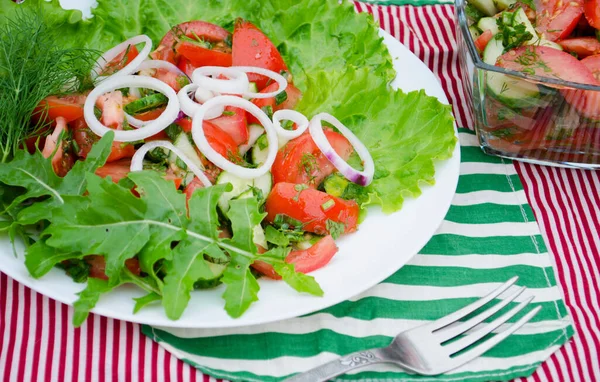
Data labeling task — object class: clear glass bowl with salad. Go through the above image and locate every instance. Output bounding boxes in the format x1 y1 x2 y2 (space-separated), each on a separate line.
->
456 0 600 168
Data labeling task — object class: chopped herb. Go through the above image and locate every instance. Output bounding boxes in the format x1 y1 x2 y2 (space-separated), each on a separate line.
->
300 153 318 183
261 105 274 119
465 4 485 22
175 157 188 170
256 134 268 150
321 199 335 211
222 110 235 116
71 139 80 155
326 220 345 240
496 10 533 53
273 214 304 230
281 120 295 131
293 183 309 201
56 259 91 283
94 106 102 119
275 91 288 105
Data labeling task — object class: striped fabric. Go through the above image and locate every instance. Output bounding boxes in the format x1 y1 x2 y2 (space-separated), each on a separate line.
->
2 2 600 381
143 130 573 381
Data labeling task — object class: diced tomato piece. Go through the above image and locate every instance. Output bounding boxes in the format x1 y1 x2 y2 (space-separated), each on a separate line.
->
535 0 584 41
279 83 302 110
164 169 183 189
176 41 232 67
36 94 87 123
272 131 353 188
558 37 600 58
474 30 494 53
252 235 338 279
132 106 166 123
248 82 302 123
265 182 359 236
584 0 600 30
41 117 74 177
96 159 132 183
184 177 205 201
107 142 136 163
96 91 124 129
153 68 188 91
497 46 600 119
72 117 97 159
582 54 600 80
177 57 197 78
150 44 177 64
176 118 240 161
209 106 249 145
232 19 288 90
176 117 194 133
101 46 139 76
86 255 141 280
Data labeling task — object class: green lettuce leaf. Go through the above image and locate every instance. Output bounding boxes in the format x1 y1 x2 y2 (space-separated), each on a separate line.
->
297 68 457 212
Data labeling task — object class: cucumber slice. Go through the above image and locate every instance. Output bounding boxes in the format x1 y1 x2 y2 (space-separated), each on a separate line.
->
239 124 265 155
470 0 498 16
123 93 168 115
477 17 500 35
171 132 205 171
538 39 563 51
193 262 227 290
469 25 482 40
484 36 540 108
512 8 539 46
493 0 516 10
215 171 273 212
251 134 269 165
252 224 267 249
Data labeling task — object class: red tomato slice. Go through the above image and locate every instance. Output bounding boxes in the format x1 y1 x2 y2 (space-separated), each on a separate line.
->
177 57 197 78
582 54 600 80
272 131 353 188
248 83 303 124
41 117 74 177
265 183 359 236
176 41 232 67
232 19 288 90
152 21 231 64
71 117 97 159
176 118 241 162
36 94 87 123
279 83 302 110
474 30 494 53
96 91 124 129
497 46 600 119
584 0 600 29
153 68 188 91
86 255 141 280
209 106 249 145
101 45 139 76
96 159 132 183
184 177 205 201
535 0 584 41
558 37 600 58
107 142 136 163
252 235 338 280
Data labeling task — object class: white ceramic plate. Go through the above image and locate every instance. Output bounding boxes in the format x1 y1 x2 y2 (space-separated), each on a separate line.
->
0 25 460 328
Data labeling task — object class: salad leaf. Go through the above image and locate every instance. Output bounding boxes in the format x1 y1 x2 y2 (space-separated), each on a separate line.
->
297 68 457 212
73 277 114 326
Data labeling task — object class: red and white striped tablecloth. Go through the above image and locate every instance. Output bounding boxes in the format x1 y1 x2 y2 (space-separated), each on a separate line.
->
1 2 599 381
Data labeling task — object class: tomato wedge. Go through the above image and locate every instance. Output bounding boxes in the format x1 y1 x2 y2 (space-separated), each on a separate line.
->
497 46 600 119
176 118 241 161
209 106 249 145
474 30 494 53
96 91 124 129
177 57 197 78
584 0 600 30
558 37 600 58
272 131 353 188
265 183 359 236
535 0 584 41
96 159 132 183
41 117 75 177
36 94 87 123
184 177 205 201
176 41 232 67
582 54 600 80
232 19 288 90
72 117 97 158
252 235 338 280
248 83 303 124
101 45 139 76
86 255 141 280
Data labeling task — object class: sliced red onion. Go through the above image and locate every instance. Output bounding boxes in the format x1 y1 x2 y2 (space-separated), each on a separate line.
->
130 140 212 187
191 95 278 179
91 35 152 83
234 66 288 99
272 109 309 146
192 67 250 95
84 75 179 142
309 113 375 187
177 84 224 120
239 124 265 155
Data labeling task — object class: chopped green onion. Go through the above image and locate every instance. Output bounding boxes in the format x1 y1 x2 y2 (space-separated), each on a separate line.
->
275 90 288 105
321 199 335 211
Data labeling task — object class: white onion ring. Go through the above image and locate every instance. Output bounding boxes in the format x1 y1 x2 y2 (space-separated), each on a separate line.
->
272 109 309 146
239 124 265 155
92 35 152 83
234 66 288 99
130 141 212 187
177 84 224 120
84 75 179 142
195 88 216 104
309 113 375 187
192 67 250 95
191 95 278 179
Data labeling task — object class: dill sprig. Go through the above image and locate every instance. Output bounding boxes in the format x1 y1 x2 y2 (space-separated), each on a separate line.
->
0 10 99 163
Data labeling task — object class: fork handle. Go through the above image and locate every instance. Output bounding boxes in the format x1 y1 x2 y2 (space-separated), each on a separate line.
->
283 348 388 382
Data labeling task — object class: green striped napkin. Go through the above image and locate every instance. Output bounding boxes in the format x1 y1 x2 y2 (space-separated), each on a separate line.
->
143 129 573 382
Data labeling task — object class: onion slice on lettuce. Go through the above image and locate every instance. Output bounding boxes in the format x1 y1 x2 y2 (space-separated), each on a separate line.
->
272 109 309 145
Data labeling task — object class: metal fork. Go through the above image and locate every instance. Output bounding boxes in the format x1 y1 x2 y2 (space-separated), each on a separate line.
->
284 277 540 382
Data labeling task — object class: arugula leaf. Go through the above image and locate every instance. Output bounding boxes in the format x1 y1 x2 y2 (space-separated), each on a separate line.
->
25 238 82 278
326 220 345 240
133 292 162 313
257 247 323 296
73 277 114 326
297 68 456 212
265 225 290 247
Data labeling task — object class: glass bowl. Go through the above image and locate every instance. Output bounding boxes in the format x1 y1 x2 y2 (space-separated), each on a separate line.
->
455 0 600 169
